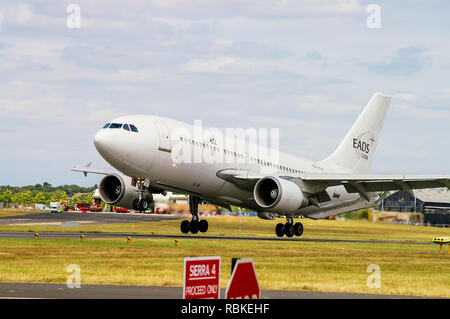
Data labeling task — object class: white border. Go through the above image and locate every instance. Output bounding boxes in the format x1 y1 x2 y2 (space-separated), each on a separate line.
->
225 258 260 299
183 256 221 299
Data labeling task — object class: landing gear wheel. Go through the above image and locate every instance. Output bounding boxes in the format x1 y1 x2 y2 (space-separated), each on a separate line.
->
275 223 285 237
180 220 190 234
294 222 303 236
139 199 149 211
133 199 140 211
199 219 208 233
190 221 199 234
284 223 295 237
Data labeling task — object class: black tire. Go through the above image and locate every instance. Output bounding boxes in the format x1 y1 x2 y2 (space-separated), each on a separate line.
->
190 220 199 234
133 199 140 211
285 223 295 237
199 219 208 233
180 220 190 234
294 222 303 236
139 199 149 211
275 223 285 237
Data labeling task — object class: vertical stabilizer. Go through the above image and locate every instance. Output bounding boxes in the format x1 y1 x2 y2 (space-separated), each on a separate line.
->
319 92 391 173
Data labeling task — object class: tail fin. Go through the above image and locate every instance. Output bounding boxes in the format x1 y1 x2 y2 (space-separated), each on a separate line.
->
319 92 391 174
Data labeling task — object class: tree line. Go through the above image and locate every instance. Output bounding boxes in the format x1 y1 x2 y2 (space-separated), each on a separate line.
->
0 183 97 207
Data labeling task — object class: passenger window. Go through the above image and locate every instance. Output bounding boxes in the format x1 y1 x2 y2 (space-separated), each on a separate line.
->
103 123 111 129
109 123 122 129
130 124 139 132
123 124 130 131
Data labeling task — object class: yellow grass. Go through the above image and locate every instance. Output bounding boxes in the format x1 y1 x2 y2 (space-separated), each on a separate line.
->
0 214 449 297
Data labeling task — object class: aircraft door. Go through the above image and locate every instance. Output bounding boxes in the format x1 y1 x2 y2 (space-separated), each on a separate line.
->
156 122 172 152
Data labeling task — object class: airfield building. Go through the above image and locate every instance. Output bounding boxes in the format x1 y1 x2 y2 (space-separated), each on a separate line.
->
379 189 450 226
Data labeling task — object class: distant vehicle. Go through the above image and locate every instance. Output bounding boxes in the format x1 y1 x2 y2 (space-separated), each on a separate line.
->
35 204 48 211
155 207 168 214
89 203 102 212
76 203 90 211
49 202 60 213
114 207 128 213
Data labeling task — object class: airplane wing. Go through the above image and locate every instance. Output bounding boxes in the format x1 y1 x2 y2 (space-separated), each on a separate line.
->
216 169 258 191
71 162 113 176
217 168 450 199
300 173 450 199
300 173 450 191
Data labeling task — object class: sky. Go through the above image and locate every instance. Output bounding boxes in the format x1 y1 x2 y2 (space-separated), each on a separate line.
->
0 0 450 187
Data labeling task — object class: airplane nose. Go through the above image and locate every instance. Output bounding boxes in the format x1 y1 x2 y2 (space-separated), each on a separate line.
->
93 129 110 154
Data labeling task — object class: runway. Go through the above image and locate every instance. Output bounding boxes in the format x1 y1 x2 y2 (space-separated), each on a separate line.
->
0 283 423 299
0 211 179 226
0 211 431 244
0 230 431 245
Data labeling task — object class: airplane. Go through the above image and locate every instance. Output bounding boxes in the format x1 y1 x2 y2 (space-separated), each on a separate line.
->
73 92 450 237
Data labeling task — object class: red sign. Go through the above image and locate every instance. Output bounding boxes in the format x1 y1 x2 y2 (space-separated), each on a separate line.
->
183 256 221 299
225 258 260 299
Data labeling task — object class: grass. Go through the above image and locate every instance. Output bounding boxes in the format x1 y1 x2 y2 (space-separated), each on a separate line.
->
0 237 449 297
0 211 449 297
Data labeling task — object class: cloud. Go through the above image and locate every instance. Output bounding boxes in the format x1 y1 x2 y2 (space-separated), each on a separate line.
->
365 47 427 76
181 56 256 74
247 0 362 16
1 0 450 186
391 93 416 102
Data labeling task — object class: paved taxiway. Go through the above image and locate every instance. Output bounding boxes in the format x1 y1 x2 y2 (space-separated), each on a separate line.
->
0 283 424 299
0 211 178 226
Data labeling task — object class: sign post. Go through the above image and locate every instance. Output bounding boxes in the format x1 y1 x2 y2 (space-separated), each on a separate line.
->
225 258 260 299
183 256 221 299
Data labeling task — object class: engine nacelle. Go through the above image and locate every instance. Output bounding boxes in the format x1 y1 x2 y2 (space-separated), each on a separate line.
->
257 212 277 220
254 176 309 213
99 174 152 209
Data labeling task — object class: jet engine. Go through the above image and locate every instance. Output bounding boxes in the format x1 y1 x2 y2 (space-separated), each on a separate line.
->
254 176 309 213
257 212 277 220
99 174 153 209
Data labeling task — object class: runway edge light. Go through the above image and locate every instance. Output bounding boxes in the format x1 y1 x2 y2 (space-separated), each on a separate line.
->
432 237 450 254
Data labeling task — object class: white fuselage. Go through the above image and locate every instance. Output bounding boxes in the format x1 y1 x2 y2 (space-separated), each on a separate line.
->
94 115 375 218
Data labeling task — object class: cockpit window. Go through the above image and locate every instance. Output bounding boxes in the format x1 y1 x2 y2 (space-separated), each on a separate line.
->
103 123 111 129
109 123 123 129
130 124 139 133
123 124 130 131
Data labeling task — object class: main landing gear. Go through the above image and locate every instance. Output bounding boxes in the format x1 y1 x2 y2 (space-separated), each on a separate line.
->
180 196 209 234
275 216 303 238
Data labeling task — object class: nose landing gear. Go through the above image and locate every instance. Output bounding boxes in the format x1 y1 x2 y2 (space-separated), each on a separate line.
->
132 178 154 213
180 196 209 234
275 216 303 238
133 198 154 212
